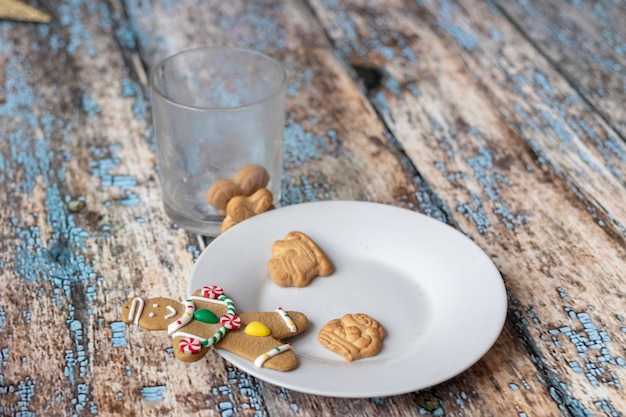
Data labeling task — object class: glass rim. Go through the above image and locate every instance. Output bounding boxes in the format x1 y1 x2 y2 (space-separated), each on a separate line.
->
149 46 287 112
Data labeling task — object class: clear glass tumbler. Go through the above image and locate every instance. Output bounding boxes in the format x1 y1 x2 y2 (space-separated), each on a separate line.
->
150 47 286 236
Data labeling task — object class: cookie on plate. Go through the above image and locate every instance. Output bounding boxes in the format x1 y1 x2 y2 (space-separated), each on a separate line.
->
268 231 334 287
318 313 384 361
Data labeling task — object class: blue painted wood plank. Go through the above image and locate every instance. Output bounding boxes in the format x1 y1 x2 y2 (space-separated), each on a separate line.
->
494 0 626 135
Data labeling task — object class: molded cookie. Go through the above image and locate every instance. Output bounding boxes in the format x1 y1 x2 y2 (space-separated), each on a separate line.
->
317 313 384 361
122 286 308 371
268 231 334 287
205 165 270 212
220 188 274 232
205 178 243 211
232 164 270 195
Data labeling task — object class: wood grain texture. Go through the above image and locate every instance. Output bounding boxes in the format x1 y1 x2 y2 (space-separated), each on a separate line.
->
1 0 625 416
0 0 209 415
494 0 626 135
310 0 626 415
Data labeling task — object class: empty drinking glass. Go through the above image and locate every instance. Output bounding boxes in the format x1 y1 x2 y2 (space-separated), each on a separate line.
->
150 46 286 236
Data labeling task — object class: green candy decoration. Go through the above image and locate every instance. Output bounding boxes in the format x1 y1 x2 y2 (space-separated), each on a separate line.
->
193 308 219 324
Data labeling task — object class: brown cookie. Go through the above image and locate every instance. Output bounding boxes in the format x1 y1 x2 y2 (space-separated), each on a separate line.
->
232 164 270 196
205 164 270 213
318 313 384 361
268 231 334 287
122 286 308 371
220 188 274 232
205 178 243 211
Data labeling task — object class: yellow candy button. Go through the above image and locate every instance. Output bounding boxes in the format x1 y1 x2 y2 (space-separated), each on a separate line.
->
244 321 271 337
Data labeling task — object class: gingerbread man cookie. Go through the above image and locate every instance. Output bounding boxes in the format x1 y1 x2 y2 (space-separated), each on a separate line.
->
122 286 308 371
318 313 385 361
220 188 274 232
268 231 334 287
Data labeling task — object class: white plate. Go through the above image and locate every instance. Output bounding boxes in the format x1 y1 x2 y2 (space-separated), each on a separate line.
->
188 201 507 398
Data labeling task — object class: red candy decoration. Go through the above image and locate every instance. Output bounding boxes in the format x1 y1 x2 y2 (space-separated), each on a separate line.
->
179 337 202 355
201 285 224 299
219 314 242 330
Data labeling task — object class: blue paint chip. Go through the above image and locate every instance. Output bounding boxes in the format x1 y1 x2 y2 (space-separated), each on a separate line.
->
283 116 340 168
378 46 395 60
225 364 264 413
440 23 478 51
70 320 82 332
490 28 503 42
187 245 201 261
115 24 137 49
11 378 36 415
465 146 527 231
371 89 395 124
81 95 100 117
111 322 128 347
551 306 624 390
141 386 167 403
89 146 141 206
120 78 148 119
219 401 233 410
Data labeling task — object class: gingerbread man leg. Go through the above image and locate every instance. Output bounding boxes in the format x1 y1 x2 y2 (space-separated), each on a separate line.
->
217 332 299 371
172 335 212 363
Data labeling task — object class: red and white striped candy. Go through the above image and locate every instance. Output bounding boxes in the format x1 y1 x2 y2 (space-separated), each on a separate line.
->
219 314 242 330
179 337 202 355
201 285 224 299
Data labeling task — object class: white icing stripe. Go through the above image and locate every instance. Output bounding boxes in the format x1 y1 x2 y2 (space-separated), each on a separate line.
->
129 297 144 325
189 296 228 306
253 344 293 368
189 295 236 314
172 331 207 343
172 328 226 348
164 306 176 319
167 300 195 335
275 307 297 333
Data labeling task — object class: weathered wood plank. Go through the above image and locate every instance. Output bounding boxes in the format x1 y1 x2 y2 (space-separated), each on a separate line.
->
495 0 626 135
309 0 626 415
1 0 448 416
0 1 216 415
313 0 626 232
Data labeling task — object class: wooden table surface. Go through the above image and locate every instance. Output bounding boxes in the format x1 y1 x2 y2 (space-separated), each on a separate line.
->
1 0 625 416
